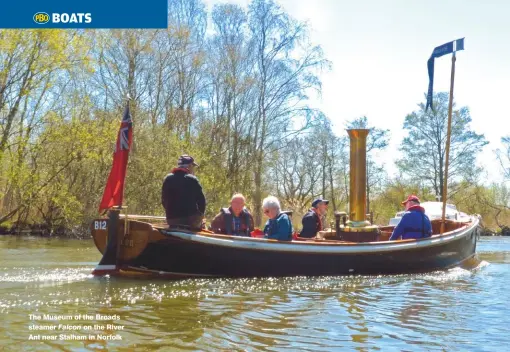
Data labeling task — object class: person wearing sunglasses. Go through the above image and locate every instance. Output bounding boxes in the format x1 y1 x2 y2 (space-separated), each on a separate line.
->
262 196 293 241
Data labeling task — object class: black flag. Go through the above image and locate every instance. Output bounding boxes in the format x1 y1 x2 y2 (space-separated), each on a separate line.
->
426 38 465 111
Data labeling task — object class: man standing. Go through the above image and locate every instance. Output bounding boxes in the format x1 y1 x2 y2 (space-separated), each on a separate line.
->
210 194 254 236
300 198 329 238
161 155 206 229
390 195 432 240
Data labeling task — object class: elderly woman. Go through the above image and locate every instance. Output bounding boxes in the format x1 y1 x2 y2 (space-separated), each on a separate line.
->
262 196 293 241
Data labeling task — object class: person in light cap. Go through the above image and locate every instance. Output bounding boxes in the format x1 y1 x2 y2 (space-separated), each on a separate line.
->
389 194 432 240
299 198 329 238
161 155 206 229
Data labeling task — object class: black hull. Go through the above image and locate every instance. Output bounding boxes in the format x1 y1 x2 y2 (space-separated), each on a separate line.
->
125 220 480 278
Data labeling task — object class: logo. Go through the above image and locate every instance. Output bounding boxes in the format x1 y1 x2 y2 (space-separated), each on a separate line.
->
52 13 92 24
33 12 50 24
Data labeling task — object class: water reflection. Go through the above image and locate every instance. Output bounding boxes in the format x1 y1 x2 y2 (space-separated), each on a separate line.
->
0 237 509 351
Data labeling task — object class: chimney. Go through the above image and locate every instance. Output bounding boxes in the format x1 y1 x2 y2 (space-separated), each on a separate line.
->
347 129 371 227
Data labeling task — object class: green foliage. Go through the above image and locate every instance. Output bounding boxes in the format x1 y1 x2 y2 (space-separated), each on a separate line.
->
0 6 508 236
397 92 488 199
369 178 435 225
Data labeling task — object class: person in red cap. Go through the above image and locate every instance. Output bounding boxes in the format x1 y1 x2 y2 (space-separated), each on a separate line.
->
389 195 432 240
161 155 206 229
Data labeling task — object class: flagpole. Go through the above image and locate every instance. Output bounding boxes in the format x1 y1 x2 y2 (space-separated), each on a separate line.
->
440 52 456 234
119 97 131 210
93 96 133 276
117 97 131 267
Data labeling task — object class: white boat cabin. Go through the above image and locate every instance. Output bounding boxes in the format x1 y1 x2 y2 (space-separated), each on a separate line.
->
388 201 470 226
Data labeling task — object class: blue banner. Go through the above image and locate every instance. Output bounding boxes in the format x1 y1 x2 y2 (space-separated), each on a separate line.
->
426 38 465 111
1 0 167 28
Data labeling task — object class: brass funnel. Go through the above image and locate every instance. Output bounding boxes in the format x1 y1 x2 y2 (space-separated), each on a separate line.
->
347 129 371 227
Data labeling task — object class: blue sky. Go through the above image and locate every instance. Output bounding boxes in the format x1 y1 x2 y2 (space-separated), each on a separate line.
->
204 0 510 184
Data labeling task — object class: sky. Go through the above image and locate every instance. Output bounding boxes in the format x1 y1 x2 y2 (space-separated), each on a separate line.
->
204 0 510 184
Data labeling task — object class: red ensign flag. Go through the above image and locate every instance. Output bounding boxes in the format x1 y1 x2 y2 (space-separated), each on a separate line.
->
99 103 133 212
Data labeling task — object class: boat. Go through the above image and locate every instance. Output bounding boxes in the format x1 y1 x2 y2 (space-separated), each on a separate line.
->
90 128 482 279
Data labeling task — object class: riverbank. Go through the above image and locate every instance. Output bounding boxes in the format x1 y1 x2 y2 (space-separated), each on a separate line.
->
0 223 91 239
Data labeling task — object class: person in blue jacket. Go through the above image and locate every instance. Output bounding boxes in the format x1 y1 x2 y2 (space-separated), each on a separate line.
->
390 195 432 240
262 196 293 241
300 198 329 238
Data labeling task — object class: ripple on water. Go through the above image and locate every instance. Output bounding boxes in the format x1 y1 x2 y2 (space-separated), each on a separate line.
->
1 237 509 351
0 267 93 283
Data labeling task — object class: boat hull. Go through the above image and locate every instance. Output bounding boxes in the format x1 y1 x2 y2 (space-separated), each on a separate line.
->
124 218 480 278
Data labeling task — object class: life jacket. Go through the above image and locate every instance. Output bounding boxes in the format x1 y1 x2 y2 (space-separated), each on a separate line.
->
221 207 251 236
401 205 430 239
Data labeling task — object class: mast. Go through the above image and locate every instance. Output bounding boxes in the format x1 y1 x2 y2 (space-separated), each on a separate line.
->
440 53 456 235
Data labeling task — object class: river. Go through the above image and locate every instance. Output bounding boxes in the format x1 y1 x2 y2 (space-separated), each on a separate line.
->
1 236 509 351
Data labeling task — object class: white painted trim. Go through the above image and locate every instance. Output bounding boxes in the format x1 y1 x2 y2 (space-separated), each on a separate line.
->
161 217 479 255
94 265 117 270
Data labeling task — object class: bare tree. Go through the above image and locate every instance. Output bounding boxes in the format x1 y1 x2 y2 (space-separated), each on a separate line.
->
248 0 330 225
207 4 257 194
496 136 510 181
397 93 488 200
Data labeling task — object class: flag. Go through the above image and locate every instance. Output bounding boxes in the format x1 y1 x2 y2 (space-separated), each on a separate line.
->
426 38 465 111
99 102 133 212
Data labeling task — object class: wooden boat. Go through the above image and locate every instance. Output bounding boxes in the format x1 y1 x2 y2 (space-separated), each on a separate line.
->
90 214 480 278
90 129 482 279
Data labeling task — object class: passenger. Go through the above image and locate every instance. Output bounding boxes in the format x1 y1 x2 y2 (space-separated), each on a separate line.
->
210 193 254 236
300 198 329 238
389 195 432 240
262 196 293 241
161 155 206 230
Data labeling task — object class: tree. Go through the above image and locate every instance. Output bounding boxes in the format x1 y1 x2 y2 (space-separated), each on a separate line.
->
91 29 158 116
0 1 334 235
272 134 323 211
496 136 510 180
397 92 487 200
167 0 207 144
369 176 432 225
0 29 91 224
206 3 256 194
248 0 330 225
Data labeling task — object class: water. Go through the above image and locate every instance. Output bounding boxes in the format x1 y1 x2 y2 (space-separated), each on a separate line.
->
1 236 509 351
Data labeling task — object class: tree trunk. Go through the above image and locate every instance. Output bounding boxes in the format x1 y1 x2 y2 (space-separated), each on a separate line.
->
328 155 336 211
253 152 263 227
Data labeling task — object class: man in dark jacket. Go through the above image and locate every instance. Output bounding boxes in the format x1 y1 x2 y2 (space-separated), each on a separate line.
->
300 198 329 238
390 195 432 240
162 155 206 229
210 193 254 236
